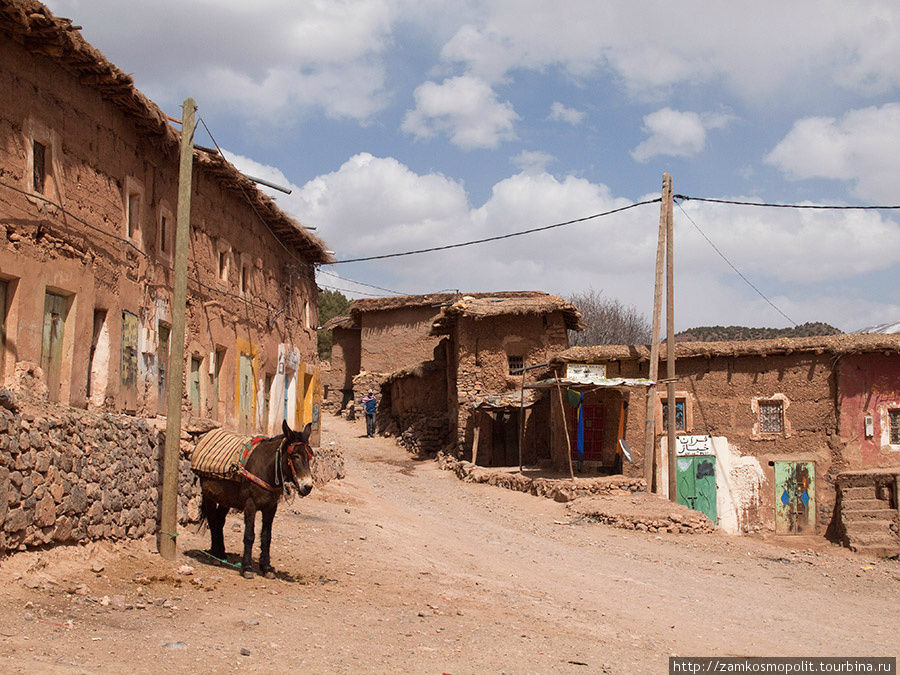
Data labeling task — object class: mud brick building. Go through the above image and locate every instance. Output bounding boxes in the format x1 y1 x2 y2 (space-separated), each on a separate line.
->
376 293 583 457
543 335 900 555
0 0 330 435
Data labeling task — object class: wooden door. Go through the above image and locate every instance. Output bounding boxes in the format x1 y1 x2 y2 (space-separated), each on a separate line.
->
42 292 67 402
238 352 254 433
120 311 138 412
189 356 201 417
676 456 717 524
157 324 170 416
775 461 815 534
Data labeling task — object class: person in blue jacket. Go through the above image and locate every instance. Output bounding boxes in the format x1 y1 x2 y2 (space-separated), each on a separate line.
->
362 388 377 438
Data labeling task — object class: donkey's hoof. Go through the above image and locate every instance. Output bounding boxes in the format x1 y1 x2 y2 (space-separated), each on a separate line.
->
264 570 276 580
241 569 255 579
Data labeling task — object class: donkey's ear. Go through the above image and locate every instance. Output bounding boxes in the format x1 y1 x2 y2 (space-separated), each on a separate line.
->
302 422 312 441
282 419 291 437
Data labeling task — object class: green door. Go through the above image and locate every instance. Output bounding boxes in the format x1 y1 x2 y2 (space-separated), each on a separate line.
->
676 456 717 524
774 461 815 534
42 292 68 402
238 352 253 433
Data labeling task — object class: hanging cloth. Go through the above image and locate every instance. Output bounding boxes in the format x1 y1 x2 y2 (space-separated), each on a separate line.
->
576 391 585 470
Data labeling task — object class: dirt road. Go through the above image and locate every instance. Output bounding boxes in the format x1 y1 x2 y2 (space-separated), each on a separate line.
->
0 414 897 673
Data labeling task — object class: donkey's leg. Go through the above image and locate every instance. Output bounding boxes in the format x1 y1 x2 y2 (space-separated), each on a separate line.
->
259 506 277 578
202 497 227 559
241 501 258 578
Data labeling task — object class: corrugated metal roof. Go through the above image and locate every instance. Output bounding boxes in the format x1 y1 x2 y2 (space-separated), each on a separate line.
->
856 321 900 335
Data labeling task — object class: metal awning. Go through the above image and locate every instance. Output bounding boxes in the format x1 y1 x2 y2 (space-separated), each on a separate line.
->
526 376 655 390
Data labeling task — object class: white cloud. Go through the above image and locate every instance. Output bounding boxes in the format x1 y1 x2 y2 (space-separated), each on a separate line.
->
437 1 900 101
631 108 732 162
511 150 555 173
401 76 519 149
225 151 900 331
548 102 585 125
44 0 397 120
765 103 900 202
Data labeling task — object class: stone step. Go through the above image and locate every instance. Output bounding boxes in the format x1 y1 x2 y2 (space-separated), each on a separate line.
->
841 498 894 511
844 519 894 534
841 507 896 521
850 544 900 559
841 486 877 500
848 531 900 547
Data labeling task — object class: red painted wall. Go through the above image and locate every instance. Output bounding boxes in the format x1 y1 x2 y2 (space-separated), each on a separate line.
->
838 354 900 469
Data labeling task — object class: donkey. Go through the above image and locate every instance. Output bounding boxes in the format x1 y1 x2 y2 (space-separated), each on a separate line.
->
198 420 314 578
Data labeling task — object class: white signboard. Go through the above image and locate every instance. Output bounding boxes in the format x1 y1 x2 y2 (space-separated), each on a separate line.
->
675 434 713 457
565 363 607 383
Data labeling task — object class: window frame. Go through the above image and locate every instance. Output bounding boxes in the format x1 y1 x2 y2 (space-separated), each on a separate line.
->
656 391 693 433
751 394 791 439
507 354 524 375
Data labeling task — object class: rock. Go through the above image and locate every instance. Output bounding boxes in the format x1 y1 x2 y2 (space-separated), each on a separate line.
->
91 561 105 573
240 648 251 656
164 641 187 650
242 619 259 627
177 565 194 576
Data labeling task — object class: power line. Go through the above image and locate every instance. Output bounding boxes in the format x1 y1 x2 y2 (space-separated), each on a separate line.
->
317 282 388 298
330 198 662 264
675 200 797 326
676 194 900 210
316 269 404 295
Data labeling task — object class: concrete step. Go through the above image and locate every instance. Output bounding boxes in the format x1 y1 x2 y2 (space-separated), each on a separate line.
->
841 507 896 521
841 498 894 511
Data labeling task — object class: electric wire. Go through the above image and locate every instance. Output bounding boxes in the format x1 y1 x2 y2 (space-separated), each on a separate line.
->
317 282 388 298
330 198 663 264
675 195 900 210
675 199 797 326
316 269 404 295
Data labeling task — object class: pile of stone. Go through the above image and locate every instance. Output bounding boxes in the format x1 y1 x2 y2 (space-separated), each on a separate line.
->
395 415 449 456
570 496 716 534
439 455 646 502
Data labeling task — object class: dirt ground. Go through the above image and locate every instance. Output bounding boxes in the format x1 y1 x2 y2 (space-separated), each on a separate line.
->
0 414 898 674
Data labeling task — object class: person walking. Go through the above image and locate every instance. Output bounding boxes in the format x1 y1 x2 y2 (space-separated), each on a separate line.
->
362 388 377 438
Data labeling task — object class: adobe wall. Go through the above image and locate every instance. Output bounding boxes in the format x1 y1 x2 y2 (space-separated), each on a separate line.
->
454 312 569 452
837 353 900 469
555 353 840 534
0 33 318 436
382 356 450 455
0 397 344 553
323 326 360 412
359 306 440 374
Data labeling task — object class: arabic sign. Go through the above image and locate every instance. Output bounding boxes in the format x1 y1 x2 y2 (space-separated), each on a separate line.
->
565 363 607 383
675 434 714 456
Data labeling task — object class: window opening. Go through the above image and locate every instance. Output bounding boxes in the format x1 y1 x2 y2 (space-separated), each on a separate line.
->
218 250 228 281
189 356 202 416
159 215 168 254
33 140 46 195
759 400 784 433
211 347 225 420
126 192 140 239
87 309 108 403
241 264 248 295
507 355 524 375
662 398 686 431
889 410 900 445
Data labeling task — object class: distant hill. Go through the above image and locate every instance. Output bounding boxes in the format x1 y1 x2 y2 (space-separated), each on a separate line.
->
676 322 843 342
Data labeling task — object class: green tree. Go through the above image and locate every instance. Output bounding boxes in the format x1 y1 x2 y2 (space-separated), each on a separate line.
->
317 288 351 360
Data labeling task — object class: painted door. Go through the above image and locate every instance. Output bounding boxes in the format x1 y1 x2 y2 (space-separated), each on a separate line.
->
189 356 201 417
569 402 604 462
676 456 717 524
774 461 815 534
238 352 254 434
42 292 67 402
120 311 138 412
157 325 170 416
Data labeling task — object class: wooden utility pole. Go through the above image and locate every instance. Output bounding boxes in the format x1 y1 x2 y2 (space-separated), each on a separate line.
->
643 173 671 491
159 98 196 560
665 177 677 502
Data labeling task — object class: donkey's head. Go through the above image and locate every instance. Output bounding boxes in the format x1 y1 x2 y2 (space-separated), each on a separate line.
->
281 420 314 497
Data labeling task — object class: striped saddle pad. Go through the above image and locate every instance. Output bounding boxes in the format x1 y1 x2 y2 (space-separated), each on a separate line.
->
191 428 262 479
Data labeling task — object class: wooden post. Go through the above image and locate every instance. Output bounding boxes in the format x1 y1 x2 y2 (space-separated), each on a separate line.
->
159 98 195 560
665 176 677 502
556 381 576 480
471 411 481 466
643 173 671 492
518 367 526 472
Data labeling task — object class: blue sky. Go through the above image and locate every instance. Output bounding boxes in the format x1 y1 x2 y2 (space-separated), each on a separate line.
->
45 1 900 331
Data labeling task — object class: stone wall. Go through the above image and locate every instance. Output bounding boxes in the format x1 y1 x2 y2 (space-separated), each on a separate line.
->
0 397 344 553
